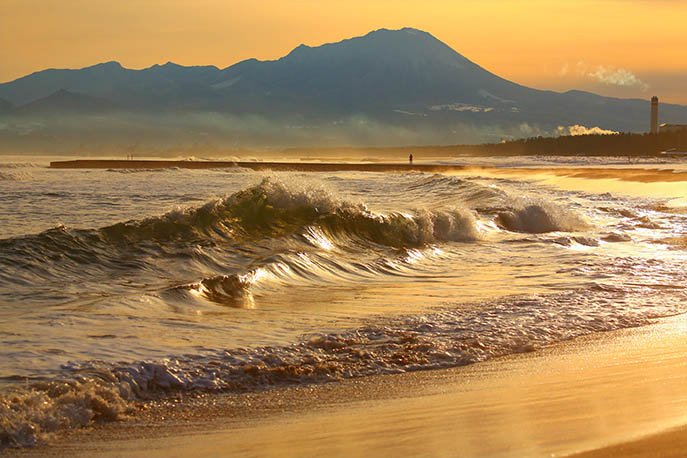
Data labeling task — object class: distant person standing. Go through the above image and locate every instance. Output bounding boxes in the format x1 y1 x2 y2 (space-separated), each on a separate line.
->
409 153 413 165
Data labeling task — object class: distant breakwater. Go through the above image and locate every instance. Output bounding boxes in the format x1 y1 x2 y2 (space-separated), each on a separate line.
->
49 159 467 173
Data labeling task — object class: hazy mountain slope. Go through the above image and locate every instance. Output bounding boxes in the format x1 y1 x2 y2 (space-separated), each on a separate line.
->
0 98 14 115
0 62 221 109
16 89 117 115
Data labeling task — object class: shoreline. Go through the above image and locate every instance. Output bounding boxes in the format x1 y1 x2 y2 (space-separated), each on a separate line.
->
9 314 687 457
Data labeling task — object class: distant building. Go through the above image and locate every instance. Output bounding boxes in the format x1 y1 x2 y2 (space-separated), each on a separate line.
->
659 123 687 134
651 96 659 134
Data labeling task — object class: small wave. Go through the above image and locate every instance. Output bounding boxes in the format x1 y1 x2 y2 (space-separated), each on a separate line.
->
209 167 254 174
634 215 662 229
601 232 632 243
496 199 589 233
0 162 40 168
599 206 664 230
0 170 32 181
599 206 638 219
549 235 599 247
106 167 181 173
170 273 257 308
406 174 506 207
657 236 687 250
649 203 687 215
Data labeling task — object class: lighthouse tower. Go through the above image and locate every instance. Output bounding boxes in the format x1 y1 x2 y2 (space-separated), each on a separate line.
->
651 96 659 134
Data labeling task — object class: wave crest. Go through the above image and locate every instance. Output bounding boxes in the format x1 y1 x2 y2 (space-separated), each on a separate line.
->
0 170 32 181
6 178 481 252
496 199 589 233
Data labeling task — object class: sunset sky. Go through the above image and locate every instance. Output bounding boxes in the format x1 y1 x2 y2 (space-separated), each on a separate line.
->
1 0 686 103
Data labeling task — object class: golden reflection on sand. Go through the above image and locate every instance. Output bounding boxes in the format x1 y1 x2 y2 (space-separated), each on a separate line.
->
453 167 687 208
30 314 687 458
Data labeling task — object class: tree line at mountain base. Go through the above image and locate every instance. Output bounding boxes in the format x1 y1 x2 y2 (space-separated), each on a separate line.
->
477 131 687 156
288 131 687 159
3 130 686 159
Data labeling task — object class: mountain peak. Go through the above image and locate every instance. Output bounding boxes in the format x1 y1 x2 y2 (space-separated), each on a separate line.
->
87 61 123 70
365 27 431 36
276 26 459 65
358 27 439 43
285 44 312 59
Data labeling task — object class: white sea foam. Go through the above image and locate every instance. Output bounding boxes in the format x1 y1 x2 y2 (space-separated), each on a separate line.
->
2 283 684 449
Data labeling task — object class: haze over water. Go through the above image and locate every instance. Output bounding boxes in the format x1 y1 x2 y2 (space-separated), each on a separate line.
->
1 156 686 448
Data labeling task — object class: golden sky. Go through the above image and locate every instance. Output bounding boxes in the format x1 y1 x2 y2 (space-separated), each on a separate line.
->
1 0 686 102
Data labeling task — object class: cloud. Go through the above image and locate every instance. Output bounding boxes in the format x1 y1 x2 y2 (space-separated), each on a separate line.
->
569 61 649 90
556 125 619 136
586 66 649 90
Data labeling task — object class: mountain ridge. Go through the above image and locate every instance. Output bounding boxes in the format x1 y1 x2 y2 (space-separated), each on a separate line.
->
0 27 685 148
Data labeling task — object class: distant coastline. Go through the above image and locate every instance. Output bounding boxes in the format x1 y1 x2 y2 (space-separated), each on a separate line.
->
287 131 687 158
15 131 679 161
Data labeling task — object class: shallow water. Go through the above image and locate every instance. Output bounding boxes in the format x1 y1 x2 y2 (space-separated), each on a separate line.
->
0 156 686 448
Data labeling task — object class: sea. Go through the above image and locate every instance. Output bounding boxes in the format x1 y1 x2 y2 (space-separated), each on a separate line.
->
1 155 686 449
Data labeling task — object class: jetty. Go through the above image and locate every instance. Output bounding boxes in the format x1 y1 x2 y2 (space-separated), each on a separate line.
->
49 159 466 173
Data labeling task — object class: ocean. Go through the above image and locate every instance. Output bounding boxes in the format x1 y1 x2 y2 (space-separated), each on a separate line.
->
1 156 686 449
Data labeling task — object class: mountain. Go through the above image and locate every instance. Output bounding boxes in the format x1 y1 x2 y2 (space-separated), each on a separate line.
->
206 28 531 115
0 61 220 110
0 27 686 148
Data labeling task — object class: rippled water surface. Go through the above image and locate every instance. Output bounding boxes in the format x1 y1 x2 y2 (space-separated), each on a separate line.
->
0 157 686 448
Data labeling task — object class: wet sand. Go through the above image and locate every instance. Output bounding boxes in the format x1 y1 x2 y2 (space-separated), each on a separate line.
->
9 313 687 458
570 426 687 458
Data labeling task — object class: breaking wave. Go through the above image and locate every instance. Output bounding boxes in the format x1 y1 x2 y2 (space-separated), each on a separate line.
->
0 177 600 304
496 198 589 233
166 247 450 307
0 177 595 264
0 178 480 264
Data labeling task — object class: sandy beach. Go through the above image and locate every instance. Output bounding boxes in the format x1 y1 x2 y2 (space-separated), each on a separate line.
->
7 313 687 458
